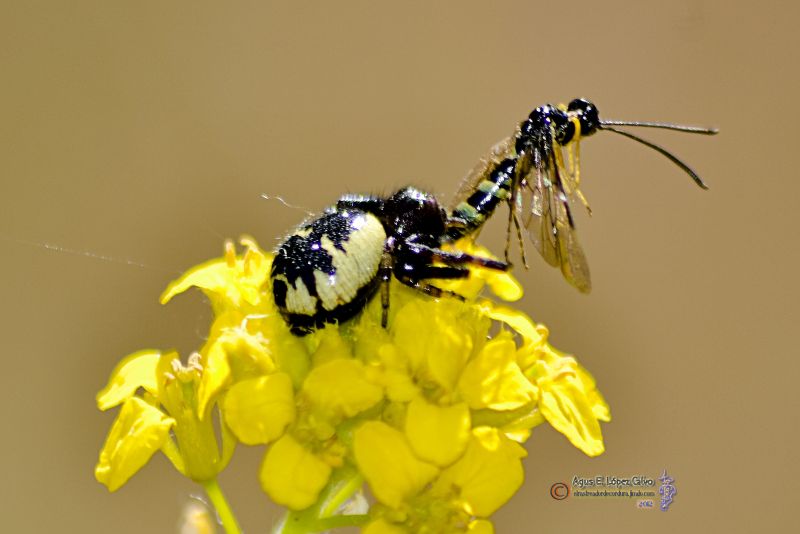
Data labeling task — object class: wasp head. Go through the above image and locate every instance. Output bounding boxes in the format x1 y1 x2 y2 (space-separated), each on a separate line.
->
567 98 600 138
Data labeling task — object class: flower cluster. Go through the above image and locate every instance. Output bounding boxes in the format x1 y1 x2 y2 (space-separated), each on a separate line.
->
95 238 610 533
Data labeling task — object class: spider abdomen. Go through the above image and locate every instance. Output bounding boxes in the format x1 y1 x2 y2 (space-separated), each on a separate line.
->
271 210 386 335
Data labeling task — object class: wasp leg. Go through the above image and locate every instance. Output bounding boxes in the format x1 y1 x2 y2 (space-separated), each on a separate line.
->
407 243 508 271
504 201 515 264
511 207 529 268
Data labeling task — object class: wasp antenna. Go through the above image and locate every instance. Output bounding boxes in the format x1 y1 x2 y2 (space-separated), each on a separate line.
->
600 120 718 135
600 126 710 189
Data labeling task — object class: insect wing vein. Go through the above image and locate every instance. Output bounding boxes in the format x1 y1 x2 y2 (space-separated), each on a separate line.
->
448 135 516 212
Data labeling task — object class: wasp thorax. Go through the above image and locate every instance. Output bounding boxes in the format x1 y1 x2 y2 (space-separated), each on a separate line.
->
519 104 577 148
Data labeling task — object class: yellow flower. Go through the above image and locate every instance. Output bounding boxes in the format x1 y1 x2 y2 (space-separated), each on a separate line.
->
96 237 612 534
160 237 270 314
95 395 174 492
354 422 525 533
486 302 612 456
223 372 295 445
95 350 235 490
261 433 334 510
527 347 611 457
257 339 385 509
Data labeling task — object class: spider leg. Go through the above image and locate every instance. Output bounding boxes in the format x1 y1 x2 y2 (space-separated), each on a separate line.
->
408 243 508 271
397 276 467 301
412 265 471 281
379 245 394 328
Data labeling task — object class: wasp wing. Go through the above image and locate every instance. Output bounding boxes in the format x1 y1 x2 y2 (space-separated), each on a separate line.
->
517 147 592 293
447 135 516 212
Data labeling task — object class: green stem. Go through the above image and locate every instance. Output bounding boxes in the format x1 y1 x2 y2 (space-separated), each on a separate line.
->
315 514 370 530
202 478 242 534
275 465 366 534
319 465 364 518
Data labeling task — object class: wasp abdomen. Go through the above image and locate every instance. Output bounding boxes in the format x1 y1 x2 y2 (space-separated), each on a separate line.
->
448 157 516 240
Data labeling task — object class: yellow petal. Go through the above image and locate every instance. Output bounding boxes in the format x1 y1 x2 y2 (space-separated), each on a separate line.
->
352 319 394 364
260 434 332 510
435 427 526 517
255 313 311 389
197 338 232 418
363 519 407 534
468 519 495 534
458 336 537 411
405 398 470 467
367 343 418 403
576 362 611 423
302 359 383 418
537 364 606 457
482 304 545 348
392 299 479 392
437 241 522 302
223 373 295 445
354 421 439 509
197 328 275 417
160 240 270 310
379 367 419 403
310 328 354 367
96 350 161 411
95 397 175 491
485 271 523 302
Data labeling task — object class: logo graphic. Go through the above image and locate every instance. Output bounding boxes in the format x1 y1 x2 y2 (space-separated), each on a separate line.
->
550 482 570 500
658 470 677 511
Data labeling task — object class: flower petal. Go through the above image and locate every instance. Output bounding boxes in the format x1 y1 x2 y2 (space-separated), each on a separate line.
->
302 359 383 419
95 397 175 491
197 328 276 417
160 239 270 310
434 427 526 517
438 241 522 302
96 350 161 411
405 398 471 467
223 373 295 445
392 299 481 392
363 519 408 534
197 338 232 417
260 434 332 510
309 328 354 367
468 519 495 534
485 271 523 302
458 336 537 411
482 304 545 348
538 366 606 457
354 421 439 509
576 362 611 423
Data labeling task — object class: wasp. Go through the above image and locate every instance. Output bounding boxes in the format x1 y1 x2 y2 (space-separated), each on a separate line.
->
446 97 717 292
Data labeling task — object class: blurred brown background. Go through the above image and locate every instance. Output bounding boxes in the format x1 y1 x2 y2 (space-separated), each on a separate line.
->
1 1 797 532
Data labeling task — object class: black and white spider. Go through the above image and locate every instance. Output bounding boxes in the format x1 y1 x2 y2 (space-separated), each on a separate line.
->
270 187 506 336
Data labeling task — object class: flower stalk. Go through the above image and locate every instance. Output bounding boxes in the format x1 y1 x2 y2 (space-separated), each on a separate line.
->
202 478 242 534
